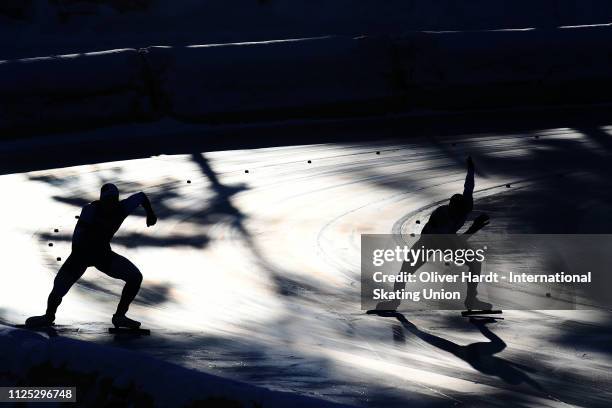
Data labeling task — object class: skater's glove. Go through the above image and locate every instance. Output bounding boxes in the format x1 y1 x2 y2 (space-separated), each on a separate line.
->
146 212 158 227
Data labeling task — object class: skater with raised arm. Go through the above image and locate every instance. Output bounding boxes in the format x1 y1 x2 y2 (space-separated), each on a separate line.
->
376 156 491 312
26 183 157 329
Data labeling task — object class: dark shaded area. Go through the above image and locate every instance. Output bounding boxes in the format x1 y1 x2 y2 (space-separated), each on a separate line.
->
467 130 612 234
391 323 405 344
361 310 612 407
40 231 209 249
3 1 612 60
114 232 209 249
2 104 612 175
189 153 249 236
0 360 253 407
133 282 171 306
0 323 457 407
52 0 153 16
373 311 542 390
272 275 321 297
554 316 612 357
78 328 458 408
7 324 79 338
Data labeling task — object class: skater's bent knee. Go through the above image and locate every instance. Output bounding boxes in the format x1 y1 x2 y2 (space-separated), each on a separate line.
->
129 271 143 285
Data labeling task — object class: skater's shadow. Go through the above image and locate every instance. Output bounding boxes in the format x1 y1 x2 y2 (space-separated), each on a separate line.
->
31 326 59 338
374 311 542 390
10 325 60 338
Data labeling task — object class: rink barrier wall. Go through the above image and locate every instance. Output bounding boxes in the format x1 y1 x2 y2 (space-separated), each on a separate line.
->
0 48 155 136
2 26 612 136
4 0 612 59
393 25 612 109
0 325 351 407
146 26 612 120
142 36 404 122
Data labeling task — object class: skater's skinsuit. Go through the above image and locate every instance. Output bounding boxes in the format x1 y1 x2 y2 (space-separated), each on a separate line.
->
382 157 490 310
45 188 153 319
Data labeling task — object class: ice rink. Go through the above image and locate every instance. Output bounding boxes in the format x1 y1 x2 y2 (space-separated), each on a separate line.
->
2 117 612 407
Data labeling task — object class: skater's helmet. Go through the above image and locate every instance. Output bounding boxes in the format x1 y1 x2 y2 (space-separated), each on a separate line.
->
449 193 467 216
100 183 119 203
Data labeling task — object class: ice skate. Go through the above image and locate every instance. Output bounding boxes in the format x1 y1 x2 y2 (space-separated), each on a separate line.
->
366 299 401 317
464 296 493 311
25 314 55 328
112 314 141 329
462 296 501 317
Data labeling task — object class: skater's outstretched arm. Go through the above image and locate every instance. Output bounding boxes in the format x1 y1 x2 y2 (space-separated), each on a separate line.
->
122 192 157 226
463 156 475 209
462 157 489 237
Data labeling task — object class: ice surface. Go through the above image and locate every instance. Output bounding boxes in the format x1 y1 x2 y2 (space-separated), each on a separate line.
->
1 122 612 406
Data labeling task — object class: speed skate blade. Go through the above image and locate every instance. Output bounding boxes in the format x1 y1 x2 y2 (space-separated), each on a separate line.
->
108 327 150 335
461 310 502 317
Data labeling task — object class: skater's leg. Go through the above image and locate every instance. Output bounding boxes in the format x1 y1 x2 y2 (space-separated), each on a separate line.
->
464 259 492 310
375 249 426 311
394 256 426 291
465 259 481 299
47 254 88 317
452 235 491 310
97 252 143 317
397 236 430 291
27 253 87 326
